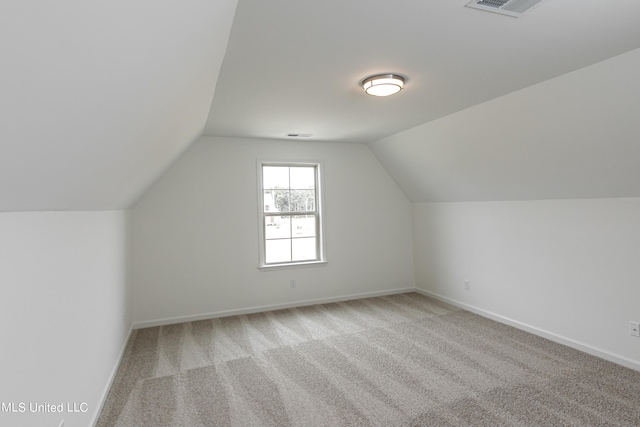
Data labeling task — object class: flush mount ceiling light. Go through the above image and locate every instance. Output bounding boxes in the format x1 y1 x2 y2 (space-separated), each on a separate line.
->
361 74 405 97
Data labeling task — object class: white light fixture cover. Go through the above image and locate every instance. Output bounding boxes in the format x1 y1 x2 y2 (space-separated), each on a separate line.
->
362 74 405 97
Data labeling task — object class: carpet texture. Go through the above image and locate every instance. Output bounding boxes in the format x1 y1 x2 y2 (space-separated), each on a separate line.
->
97 293 640 426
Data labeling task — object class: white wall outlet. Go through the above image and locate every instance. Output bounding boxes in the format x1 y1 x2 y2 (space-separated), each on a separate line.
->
464 280 470 291
630 321 640 337
290 280 296 289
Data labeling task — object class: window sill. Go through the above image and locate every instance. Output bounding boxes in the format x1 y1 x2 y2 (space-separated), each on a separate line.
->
258 260 328 271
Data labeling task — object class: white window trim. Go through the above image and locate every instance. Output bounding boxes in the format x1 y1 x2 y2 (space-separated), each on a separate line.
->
257 159 327 270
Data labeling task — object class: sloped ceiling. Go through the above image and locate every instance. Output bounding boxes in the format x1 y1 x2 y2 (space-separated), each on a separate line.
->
202 0 640 203
370 47 640 202
204 0 640 144
0 0 237 212
3 0 640 211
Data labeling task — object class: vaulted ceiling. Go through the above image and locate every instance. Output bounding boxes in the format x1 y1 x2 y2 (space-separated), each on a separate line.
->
204 0 640 144
2 0 640 211
1 0 238 211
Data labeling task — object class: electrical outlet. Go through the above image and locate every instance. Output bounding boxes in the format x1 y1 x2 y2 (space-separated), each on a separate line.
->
630 321 640 337
464 280 470 291
290 280 296 289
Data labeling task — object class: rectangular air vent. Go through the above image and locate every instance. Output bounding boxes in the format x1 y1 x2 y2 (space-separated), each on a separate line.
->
466 0 546 17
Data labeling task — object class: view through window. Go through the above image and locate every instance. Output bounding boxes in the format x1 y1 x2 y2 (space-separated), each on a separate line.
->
260 163 322 265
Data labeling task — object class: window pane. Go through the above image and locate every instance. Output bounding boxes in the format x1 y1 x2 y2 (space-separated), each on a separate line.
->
289 189 315 212
266 239 291 264
260 162 322 267
292 215 316 238
263 190 276 212
265 216 291 239
264 189 290 212
263 166 289 190
292 237 317 261
290 167 315 189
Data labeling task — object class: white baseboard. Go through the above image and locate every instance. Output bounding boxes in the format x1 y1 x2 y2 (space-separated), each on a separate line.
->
415 288 640 372
91 324 134 427
133 287 416 329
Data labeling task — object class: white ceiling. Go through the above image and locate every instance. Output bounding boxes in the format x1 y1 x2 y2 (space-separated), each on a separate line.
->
204 0 640 143
0 0 237 211
3 0 640 211
370 47 640 202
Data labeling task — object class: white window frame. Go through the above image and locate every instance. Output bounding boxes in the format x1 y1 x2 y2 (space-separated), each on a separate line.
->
257 160 326 269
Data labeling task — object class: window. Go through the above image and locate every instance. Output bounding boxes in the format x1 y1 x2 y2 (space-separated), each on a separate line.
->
258 162 325 267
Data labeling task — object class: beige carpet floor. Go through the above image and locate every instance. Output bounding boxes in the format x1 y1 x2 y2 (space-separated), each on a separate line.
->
96 292 640 426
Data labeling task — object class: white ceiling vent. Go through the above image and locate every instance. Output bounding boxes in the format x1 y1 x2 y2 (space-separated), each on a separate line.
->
465 0 546 17
286 133 313 138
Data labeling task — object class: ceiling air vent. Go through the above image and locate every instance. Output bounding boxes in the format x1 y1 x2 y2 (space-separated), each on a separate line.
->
465 0 546 17
286 133 313 138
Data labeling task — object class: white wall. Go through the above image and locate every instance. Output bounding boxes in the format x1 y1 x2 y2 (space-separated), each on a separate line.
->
0 211 132 427
414 198 640 370
132 136 414 326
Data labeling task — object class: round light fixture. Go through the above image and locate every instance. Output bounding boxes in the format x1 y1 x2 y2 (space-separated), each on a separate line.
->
361 74 405 97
